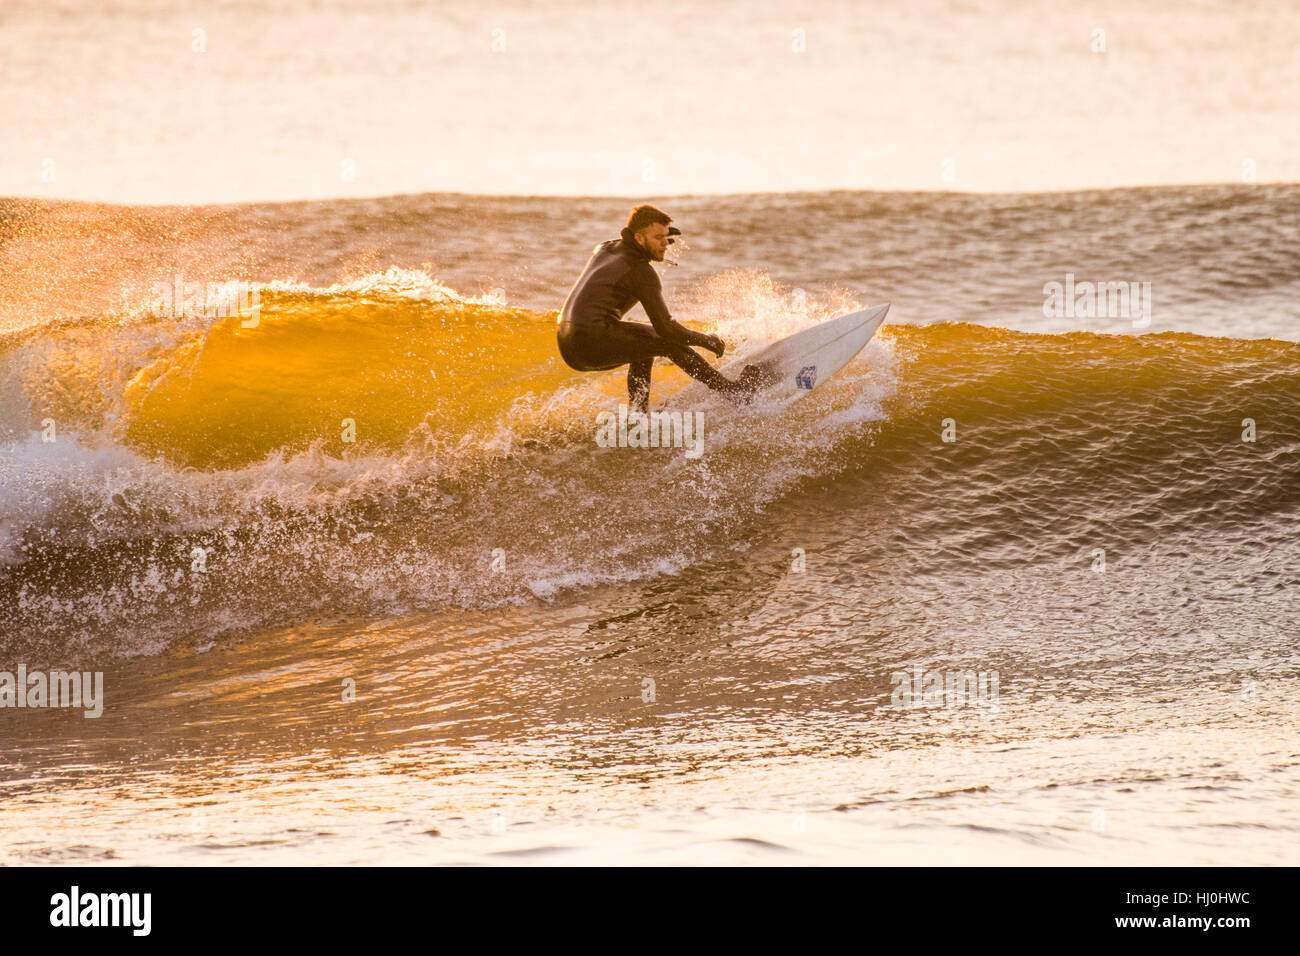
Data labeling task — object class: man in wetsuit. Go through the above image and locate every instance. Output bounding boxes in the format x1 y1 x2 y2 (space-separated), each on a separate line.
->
557 204 763 414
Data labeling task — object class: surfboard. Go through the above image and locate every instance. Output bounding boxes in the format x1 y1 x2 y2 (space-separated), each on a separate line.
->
660 303 889 410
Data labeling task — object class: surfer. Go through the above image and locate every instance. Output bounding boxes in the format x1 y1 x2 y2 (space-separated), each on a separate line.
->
557 204 764 414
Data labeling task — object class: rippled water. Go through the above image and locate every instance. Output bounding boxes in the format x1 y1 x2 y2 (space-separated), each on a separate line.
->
1 186 1297 863
3 600 1295 864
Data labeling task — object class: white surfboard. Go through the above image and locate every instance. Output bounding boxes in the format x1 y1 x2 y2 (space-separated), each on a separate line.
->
660 303 889 409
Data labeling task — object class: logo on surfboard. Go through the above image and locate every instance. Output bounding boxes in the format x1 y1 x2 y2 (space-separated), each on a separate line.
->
795 366 816 389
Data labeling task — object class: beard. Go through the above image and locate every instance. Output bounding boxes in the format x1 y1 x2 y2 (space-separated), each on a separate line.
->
636 237 665 261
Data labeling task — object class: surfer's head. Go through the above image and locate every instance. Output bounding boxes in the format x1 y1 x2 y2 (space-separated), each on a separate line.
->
625 204 675 262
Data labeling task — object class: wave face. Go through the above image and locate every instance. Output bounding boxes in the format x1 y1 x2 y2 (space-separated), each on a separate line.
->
2 268 1296 661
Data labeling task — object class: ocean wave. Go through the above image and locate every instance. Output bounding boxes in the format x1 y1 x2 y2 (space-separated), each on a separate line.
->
1 270 1296 661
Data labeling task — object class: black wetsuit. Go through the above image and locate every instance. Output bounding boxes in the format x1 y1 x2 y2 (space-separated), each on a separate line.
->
557 227 738 412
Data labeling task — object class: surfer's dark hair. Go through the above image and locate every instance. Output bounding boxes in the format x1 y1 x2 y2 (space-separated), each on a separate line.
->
626 204 672 234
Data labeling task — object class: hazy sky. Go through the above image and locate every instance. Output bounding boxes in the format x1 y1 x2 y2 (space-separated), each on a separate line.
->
3 0 1297 203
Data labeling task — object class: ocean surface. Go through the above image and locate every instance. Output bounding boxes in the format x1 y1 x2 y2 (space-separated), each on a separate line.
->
1 185 1297 864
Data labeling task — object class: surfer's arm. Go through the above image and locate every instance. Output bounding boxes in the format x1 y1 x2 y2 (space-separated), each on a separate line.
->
631 263 713 349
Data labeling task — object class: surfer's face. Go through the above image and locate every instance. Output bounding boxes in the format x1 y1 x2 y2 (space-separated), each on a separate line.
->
636 223 670 261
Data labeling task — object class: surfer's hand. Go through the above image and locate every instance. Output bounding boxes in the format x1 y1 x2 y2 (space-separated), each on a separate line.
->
698 333 725 358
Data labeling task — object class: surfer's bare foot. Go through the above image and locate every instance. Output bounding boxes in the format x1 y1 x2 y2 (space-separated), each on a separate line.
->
741 362 781 389
720 364 770 404
737 365 764 390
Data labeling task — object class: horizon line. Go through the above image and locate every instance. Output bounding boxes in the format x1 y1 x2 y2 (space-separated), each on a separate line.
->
2 179 1296 212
